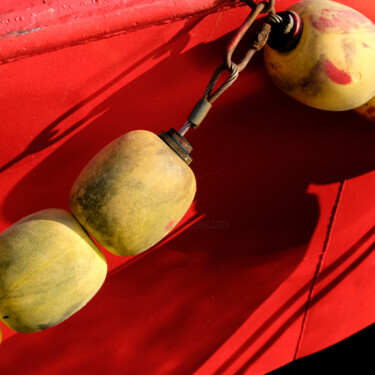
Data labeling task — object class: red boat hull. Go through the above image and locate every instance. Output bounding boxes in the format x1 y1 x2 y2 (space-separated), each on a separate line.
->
0 1 374 373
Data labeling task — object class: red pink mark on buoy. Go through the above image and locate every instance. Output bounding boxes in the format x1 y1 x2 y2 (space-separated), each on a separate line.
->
324 60 352 84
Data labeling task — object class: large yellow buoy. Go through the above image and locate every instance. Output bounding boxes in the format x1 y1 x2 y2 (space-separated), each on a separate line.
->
0 209 107 333
264 0 375 111
70 129 196 257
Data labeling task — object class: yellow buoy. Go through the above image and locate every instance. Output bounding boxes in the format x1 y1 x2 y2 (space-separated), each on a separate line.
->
0 209 107 333
70 129 196 256
264 0 375 111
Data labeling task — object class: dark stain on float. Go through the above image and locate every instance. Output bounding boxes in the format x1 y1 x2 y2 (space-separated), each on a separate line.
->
298 59 324 95
367 106 375 114
324 60 352 85
269 59 325 96
37 324 51 331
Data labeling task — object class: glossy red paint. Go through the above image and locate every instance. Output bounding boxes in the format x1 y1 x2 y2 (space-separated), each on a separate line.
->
0 1 374 374
0 0 241 64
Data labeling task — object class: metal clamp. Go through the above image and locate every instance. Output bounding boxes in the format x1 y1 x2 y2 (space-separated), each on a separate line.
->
225 1 274 72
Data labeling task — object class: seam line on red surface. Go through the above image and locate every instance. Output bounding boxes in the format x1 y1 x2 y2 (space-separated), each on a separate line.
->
293 180 346 359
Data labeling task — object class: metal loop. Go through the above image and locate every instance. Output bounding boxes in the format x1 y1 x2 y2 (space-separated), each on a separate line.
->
245 0 275 14
225 2 270 72
204 62 239 104
179 63 240 136
178 0 277 137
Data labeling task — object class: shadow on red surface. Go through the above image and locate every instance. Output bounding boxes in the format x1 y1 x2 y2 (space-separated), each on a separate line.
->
231 229 375 375
1 18 375 375
0 17 204 175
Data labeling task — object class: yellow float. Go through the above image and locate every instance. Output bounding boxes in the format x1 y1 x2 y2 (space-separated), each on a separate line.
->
70 130 196 256
264 0 375 111
0 209 107 333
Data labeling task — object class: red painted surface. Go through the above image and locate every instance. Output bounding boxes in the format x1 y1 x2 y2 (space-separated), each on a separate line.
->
297 173 375 358
324 60 352 85
0 0 241 64
0 1 374 374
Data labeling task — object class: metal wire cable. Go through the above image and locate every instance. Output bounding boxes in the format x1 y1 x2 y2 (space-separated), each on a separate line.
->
179 121 192 137
178 63 239 136
204 62 240 104
178 0 276 137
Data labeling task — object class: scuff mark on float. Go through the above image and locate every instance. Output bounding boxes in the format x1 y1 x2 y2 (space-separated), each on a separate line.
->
324 60 352 85
165 220 175 233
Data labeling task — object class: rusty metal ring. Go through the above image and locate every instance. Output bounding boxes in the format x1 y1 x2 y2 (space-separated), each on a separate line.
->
245 0 275 14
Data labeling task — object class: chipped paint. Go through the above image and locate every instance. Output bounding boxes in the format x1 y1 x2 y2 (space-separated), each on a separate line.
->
0 0 241 64
0 27 41 39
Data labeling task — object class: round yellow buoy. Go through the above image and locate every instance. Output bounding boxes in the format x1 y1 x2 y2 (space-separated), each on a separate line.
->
70 129 196 257
264 0 375 111
0 209 107 333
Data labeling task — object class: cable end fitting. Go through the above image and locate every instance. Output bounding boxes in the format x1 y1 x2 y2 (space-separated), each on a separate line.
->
188 98 213 128
159 128 193 165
